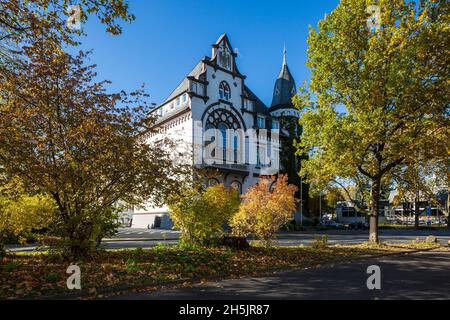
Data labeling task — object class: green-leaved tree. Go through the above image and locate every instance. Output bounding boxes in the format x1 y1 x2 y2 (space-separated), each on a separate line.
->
295 0 449 242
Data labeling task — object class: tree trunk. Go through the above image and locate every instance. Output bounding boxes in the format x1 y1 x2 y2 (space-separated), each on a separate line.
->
414 208 420 229
369 214 379 243
0 235 5 257
369 178 381 243
0 243 5 258
414 187 420 228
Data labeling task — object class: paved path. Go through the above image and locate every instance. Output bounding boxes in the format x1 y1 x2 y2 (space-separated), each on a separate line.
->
112 251 450 300
6 228 450 252
112 228 180 240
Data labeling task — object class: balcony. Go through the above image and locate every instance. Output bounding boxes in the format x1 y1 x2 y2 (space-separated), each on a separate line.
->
188 80 206 97
199 160 249 173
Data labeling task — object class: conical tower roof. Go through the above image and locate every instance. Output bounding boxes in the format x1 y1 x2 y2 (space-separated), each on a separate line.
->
270 46 297 109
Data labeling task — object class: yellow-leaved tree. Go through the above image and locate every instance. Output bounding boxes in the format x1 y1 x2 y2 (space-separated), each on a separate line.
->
231 175 298 246
168 184 240 246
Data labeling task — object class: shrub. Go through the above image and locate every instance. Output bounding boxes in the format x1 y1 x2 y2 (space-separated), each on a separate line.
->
301 220 313 227
2 261 18 272
0 178 56 255
311 235 329 249
231 175 298 246
45 272 61 283
280 220 300 232
51 206 121 257
168 184 240 246
425 235 438 243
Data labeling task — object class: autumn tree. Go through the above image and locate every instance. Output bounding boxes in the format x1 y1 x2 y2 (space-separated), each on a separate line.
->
295 0 449 242
0 0 134 55
168 184 240 246
0 42 184 257
231 175 298 246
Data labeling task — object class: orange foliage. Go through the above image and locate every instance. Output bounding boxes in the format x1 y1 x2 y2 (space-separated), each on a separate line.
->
231 175 298 246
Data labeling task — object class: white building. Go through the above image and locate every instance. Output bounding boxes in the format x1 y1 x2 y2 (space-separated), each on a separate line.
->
132 34 301 229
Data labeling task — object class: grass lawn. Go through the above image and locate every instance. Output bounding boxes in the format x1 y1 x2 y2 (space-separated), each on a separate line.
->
0 242 441 300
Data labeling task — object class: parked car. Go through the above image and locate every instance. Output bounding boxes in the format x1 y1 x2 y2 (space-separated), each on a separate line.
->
348 221 369 230
433 218 448 225
321 220 346 229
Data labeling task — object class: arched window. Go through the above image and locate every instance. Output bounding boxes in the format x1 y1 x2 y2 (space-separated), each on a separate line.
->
219 82 231 100
204 108 243 164
207 178 220 187
231 181 242 195
218 122 228 162
233 135 238 164
204 123 216 159
218 44 232 70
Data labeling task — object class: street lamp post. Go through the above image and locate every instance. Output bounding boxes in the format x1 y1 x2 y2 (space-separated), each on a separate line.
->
319 191 322 222
300 177 303 226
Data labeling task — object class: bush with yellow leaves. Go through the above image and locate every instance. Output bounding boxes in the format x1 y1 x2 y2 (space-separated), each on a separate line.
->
0 178 56 255
168 184 240 246
231 175 298 246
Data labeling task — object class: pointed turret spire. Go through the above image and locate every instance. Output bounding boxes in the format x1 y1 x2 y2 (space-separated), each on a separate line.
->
270 45 297 109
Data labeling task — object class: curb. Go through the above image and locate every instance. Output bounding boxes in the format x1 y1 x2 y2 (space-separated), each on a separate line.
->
102 238 179 242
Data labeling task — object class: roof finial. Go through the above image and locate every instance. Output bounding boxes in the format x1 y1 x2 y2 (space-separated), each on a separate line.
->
282 44 287 65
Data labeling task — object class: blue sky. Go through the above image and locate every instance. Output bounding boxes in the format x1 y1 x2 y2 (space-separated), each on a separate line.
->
76 0 340 106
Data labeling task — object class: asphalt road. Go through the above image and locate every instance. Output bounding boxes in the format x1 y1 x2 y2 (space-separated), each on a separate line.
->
99 228 450 250
111 251 450 300
6 228 450 252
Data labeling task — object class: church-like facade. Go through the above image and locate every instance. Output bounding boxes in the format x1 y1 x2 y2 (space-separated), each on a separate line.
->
131 34 303 229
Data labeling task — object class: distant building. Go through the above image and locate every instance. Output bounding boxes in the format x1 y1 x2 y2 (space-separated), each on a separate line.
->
336 200 392 224
336 188 448 225
388 188 448 223
336 201 365 224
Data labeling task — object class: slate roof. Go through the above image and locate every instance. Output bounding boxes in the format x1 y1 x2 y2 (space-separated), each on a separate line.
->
162 60 206 104
158 34 277 118
243 85 270 115
270 48 297 110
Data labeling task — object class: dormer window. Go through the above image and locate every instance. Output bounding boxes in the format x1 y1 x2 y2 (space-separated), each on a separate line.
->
219 81 231 100
218 43 232 71
257 116 265 129
291 86 296 95
244 99 254 111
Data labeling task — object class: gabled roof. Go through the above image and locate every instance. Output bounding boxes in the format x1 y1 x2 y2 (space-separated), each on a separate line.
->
162 60 206 104
214 33 231 49
158 34 271 118
209 33 245 79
